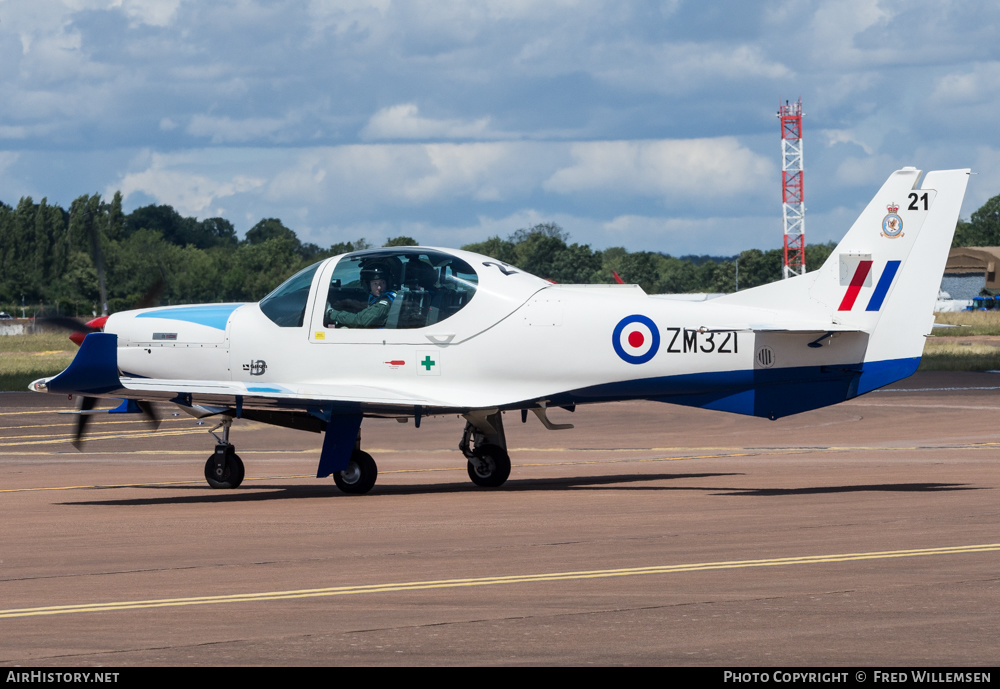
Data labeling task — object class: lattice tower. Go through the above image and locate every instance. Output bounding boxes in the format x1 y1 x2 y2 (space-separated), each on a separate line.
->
779 99 805 278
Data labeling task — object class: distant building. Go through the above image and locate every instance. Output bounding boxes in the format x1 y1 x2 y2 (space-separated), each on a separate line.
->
943 247 1000 299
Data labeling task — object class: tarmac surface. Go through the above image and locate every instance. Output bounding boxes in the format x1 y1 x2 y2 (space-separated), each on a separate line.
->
1 372 998 666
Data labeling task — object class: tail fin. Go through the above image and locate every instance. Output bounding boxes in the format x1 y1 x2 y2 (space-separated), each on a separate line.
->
717 168 969 356
805 168 969 359
708 167 969 404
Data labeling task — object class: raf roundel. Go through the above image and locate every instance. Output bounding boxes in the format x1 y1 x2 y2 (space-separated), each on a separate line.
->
612 315 660 364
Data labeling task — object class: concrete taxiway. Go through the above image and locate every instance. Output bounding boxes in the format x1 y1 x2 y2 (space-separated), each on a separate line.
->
1 372 998 666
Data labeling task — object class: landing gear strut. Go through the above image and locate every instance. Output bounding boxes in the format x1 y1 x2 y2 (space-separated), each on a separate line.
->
460 410 511 488
204 417 244 489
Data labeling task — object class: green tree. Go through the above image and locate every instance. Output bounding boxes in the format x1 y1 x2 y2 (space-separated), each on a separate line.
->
170 245 225 304
694 260 722 291
615 252 660 293
953 194 1000 247
509 222 567 244
711 260 738 293
66 194 112 314
245 218 297 246
462 236 516 264
30 198 54 290
654 256 701 293
329 239 372 255
596 247 628 284
546 242 602 283
106 192 125 242
104 229 171 311
61 251 100 307
126 204 194 246
512 231 567 279
383 235 418 247
732 248 783 290
198 217 238 248
805 241 836 272
222 237 303 301
463 222 600 282
1 198 38 300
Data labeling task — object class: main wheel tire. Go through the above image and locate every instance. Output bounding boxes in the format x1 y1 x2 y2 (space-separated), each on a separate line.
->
467 444 511 488
204 450 245 489
334 450 378 495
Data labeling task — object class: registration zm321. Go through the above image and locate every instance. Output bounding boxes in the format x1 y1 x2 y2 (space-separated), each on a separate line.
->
664 327 739 354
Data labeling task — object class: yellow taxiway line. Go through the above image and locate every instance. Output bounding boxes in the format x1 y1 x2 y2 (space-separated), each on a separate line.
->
2 543 997 619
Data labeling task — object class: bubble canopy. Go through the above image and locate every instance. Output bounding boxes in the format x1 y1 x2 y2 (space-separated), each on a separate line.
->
259 248 479 329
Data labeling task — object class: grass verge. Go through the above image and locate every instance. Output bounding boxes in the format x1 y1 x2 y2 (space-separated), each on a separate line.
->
0 331 75 392
931 310 1000 336
918 343 1000 371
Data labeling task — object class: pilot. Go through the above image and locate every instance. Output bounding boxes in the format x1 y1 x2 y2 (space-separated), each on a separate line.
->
326 265 396 328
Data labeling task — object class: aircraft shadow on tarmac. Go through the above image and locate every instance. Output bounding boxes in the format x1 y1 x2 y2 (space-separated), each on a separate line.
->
59 471 738 506
714 482 980 497
56 472 979 507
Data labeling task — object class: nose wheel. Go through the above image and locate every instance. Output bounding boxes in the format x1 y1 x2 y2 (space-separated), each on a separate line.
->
205 443 244 489
203 416 244 489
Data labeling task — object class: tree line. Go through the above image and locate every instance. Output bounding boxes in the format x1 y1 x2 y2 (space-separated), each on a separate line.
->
3 190 998 318
0 194 369 317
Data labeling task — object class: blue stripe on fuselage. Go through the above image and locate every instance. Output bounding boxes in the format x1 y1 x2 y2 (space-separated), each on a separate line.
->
558 357 919 420
135 304 242 330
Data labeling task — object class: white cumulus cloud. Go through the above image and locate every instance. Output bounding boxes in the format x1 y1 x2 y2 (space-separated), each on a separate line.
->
265 141 554 208
115 152 265 216
543 138 774 201
187 115 295 144
120 0 181 28
931 62 1000 105
360 104 497 141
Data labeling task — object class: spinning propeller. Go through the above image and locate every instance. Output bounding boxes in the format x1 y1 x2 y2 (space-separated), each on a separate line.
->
40 211 165 447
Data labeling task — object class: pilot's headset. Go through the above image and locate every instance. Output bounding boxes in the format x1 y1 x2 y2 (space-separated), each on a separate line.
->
361 264 395 291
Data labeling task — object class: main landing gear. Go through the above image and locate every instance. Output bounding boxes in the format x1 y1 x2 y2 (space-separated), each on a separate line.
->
331 411 511 494
197 411 514 493
204 417 244 489
460 410 511 488
333 449 378 495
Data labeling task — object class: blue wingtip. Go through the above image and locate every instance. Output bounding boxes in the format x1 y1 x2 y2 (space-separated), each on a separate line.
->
46 332 123 395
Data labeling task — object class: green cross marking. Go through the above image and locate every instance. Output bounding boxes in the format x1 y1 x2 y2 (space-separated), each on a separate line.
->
421 355 436 371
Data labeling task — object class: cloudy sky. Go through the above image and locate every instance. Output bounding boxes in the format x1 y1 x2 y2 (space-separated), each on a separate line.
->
1 0 999 256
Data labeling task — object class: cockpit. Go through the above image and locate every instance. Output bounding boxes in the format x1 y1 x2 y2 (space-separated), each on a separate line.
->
326 249 477 329
259 248 479 330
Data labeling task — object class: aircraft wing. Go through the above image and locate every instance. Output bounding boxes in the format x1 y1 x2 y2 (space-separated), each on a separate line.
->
117 377 457 411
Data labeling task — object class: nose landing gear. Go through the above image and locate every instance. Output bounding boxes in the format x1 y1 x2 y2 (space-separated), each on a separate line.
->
204 417 244 489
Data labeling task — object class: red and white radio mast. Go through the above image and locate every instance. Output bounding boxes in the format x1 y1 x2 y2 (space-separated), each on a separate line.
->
779 99 805 278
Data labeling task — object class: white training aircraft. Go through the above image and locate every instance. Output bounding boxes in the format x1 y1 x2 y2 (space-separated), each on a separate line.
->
31 167 970 494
